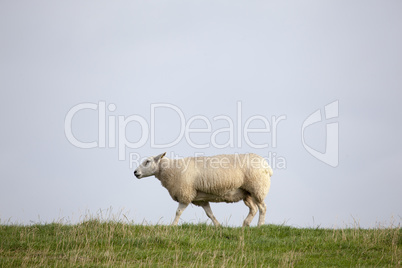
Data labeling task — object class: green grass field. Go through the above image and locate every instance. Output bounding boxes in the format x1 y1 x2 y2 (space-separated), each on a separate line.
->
0 220 400 267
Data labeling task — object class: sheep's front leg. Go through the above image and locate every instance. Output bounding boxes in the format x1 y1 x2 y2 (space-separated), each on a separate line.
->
200 202 220 227
172 202 188 225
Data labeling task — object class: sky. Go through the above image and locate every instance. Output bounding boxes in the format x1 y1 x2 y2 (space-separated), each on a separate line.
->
0 1 401 227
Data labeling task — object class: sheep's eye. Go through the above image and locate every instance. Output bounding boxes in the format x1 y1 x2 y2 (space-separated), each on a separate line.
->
145 160 150 166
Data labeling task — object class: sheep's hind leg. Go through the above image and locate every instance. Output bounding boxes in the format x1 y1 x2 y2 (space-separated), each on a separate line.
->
200 202 220 227
256 201 267 226
243 195 258 227
172 202 188 225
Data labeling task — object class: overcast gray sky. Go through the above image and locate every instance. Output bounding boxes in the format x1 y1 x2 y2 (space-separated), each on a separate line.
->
1 1 401 227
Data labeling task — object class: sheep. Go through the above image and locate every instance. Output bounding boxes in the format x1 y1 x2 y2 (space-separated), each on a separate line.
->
134 152 272 227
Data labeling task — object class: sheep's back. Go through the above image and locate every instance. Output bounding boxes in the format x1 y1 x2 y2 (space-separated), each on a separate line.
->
187 154 269 195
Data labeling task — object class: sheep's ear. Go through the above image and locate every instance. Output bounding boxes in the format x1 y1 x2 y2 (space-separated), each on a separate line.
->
154 152 166 162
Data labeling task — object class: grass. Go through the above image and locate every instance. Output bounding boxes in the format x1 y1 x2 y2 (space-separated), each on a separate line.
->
0 220 400 267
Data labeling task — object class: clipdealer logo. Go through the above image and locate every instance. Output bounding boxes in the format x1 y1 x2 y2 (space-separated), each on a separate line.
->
64 101 339 168
301 101 339 167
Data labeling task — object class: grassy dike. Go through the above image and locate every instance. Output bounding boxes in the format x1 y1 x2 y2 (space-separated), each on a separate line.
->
0 220 400 267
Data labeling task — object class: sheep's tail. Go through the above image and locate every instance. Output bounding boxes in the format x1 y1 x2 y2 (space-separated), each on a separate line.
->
267 166 273 177
261 156 273 177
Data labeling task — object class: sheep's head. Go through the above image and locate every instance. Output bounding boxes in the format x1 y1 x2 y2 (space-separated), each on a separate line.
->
134 152 166 179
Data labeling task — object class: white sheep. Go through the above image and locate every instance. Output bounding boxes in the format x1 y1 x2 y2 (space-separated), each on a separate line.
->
134 152 272 226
